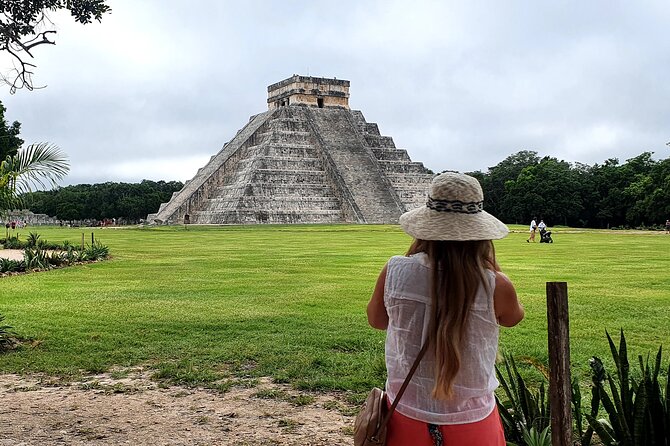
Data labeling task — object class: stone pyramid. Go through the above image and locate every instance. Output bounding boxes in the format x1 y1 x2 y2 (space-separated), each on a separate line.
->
148 75 434 225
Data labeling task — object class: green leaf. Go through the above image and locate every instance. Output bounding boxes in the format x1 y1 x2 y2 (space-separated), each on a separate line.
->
617 329 632 429
632 378 647 445
598 376 623 440
496 362 517 413
606 330 620 374
606 372 631 444
0 143 69 213
496 396 522 442
585 414 617 446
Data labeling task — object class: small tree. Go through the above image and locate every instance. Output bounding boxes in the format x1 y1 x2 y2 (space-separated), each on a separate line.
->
0 142 69 215
0 101 23 159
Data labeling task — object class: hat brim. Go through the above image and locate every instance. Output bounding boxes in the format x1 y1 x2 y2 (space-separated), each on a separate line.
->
399 206 509 241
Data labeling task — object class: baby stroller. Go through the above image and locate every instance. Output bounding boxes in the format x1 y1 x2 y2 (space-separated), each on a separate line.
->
539 228 553 243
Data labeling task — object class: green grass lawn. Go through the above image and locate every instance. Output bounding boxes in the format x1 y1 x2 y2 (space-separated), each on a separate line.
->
1 224 669 399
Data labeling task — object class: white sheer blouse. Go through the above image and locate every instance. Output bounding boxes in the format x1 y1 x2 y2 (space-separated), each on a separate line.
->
384 253 499 424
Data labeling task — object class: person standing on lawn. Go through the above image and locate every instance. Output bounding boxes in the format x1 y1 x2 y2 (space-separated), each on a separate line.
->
527 217 538 242
367 172 524 446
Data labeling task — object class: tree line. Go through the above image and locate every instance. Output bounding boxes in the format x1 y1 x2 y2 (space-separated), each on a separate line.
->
23 180 183 223
21 148 670 228
469 150 670 228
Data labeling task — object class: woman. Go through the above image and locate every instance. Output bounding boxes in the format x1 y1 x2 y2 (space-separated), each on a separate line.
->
367 172 524 446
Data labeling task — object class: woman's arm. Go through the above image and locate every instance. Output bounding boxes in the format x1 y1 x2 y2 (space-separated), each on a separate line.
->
493 271 524 327
367 264 389 330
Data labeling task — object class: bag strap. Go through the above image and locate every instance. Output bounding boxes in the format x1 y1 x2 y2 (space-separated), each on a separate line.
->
378 341 429 432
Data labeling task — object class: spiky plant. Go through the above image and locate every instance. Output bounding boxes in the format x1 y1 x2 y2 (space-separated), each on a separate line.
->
495 353 551 445
586 330 670 446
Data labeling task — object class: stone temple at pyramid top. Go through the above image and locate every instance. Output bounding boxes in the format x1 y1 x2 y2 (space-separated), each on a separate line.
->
148 75 434 225
267 75 350 110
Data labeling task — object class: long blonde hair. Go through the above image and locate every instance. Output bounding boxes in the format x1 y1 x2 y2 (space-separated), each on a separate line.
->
406 238 495 399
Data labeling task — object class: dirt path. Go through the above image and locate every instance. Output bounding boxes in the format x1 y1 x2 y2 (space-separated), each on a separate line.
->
0 249 24 261
0 370 356 445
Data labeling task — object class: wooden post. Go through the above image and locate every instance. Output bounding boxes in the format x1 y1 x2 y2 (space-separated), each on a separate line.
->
546 282 572 446
91 232 95 245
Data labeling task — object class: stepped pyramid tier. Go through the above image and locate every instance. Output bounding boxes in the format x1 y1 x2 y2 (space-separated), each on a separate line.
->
148 75 434 225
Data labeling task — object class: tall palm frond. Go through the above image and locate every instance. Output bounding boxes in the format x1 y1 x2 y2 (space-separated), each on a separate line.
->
0 143 69 212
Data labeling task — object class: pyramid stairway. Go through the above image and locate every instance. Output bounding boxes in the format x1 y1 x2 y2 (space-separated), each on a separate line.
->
148 106 433 225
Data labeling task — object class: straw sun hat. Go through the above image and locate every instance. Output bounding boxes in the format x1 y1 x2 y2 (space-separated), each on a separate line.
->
399 171 509 241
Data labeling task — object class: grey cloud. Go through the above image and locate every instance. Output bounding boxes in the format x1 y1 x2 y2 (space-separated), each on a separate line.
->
2 0 669 186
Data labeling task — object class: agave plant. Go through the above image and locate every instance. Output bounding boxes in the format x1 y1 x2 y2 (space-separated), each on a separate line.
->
521 426 552 446
26 231 40 248
585 330 669 446
572 357 605 446
63 247 83 264
0 257 25 273
2 235 25 249
47 250 66 267
23 246 50 270
84 241 110 261
496 353 551 445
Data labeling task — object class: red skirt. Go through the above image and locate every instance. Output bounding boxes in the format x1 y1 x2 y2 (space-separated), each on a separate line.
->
386 405 506 446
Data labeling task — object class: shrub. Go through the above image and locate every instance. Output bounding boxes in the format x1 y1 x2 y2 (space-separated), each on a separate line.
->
23 247 50 270
496 353 551 446
572 359 603 446
0 257 25 273
494 332 669 446
64 246 85 263
47 250 66 267
1 235 26 249
26 232 40 248
83 241 110 261
585 330 669 446
521 426 551 446
2 233 110 275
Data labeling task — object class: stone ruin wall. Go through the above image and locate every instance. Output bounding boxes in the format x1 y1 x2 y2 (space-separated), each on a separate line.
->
267 75 350 110
277 93 349 109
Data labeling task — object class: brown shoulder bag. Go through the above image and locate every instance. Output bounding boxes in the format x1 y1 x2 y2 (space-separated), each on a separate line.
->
353 342 428 446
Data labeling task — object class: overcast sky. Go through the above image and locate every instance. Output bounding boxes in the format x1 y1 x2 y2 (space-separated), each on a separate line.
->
2 0 669 186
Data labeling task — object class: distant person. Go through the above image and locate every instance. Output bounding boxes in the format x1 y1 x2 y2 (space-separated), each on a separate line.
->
537 219 546 232
527 217 537 243
666 219 670 234
367 172 524 446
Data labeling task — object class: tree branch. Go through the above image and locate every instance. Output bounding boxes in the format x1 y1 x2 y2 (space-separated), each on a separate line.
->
2 44 43 93
0 0 110 93
23 30 57 54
